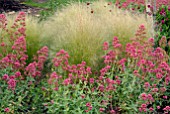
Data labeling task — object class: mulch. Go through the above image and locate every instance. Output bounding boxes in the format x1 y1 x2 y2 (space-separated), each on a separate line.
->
0 0 30 13
0 0 45 16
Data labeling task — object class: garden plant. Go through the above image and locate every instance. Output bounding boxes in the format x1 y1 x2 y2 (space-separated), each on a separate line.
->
0 0 170 113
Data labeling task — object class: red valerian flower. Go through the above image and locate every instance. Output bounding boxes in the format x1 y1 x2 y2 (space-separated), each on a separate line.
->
86 102 91 107
2 74 9 81
4 108 10 112
99 108 105 112
7 79 16 90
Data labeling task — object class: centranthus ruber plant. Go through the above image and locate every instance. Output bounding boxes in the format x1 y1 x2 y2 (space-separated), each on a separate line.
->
0 12 49 79
115 0 170 11
155 5 170 55
0 12 49 113
101 24 170 113
1 4 170 113
46 24 170 113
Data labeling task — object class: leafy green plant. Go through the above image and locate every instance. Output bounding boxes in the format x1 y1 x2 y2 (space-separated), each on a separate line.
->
47 81 110 113
45 24 170 113
155 5 170 55
1 8 170 113
0 12 50 113
0 68 50 113
1 14 43 63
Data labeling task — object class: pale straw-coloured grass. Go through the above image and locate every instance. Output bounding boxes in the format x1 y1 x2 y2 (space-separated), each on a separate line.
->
42 0 152 68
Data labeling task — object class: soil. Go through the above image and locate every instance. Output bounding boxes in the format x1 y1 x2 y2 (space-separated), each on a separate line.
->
0 0 47 16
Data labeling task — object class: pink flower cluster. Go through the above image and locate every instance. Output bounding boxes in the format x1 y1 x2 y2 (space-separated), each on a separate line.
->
103 41 109 50
0 12 28 71
0 14 7 29
85 102 93 112
4 107 10 113
53 49 70 68
116 0 170 11
0 12 49 93
51 49 95 88
2 72 21 90
140 93 154 102
163 106 170 113
112 36 122 49
100 24 170 113
25 46 49 77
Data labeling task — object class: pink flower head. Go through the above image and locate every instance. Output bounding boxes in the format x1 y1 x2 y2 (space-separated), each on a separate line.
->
81 94 85 99
2 74 9 81
98 84 105 92
114 44 122 48
14 62 20 68
118 58 126 65
99 108 105 112
89 78 94 84
156 73 163 79
62 78 71 86
149 107 154 112
25 62 37 77
15 71 21 78
160 87 166 93
147 94 154 101
4 108 10 112
19 12 25 16
7 79 16 90
157 106 161 109
116 79 121 85
103 41 109 50
50 72 59 79
144 82 150 88
112 36 122 48
86 67 92 74
86 102 91 107
148 38 154 44
110 110 115 114
152 88 159 92
163 96 168 99
54 87 58 91
163 106 170 112
162 20 165 24
1 42 5 47
141 104 147 108
85 110 89 113
139 24 145 30
141 93 147 100
168 6 170 11
88 106 93 110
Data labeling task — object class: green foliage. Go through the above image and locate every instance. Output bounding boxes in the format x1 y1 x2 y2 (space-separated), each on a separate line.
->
24 0 97 20
47 82 109 114
0 14 42 63
155 5 170 55
1 1 170 113
0 68 50 113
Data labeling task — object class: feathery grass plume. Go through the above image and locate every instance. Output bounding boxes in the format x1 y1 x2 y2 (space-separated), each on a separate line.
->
42 0 151 69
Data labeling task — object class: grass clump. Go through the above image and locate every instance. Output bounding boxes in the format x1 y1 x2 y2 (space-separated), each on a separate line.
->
42 0 151 69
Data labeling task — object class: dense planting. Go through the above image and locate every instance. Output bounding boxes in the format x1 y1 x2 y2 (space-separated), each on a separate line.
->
155 5 170 55
43 1 149 69
114 0 170 56
0 0 170 113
